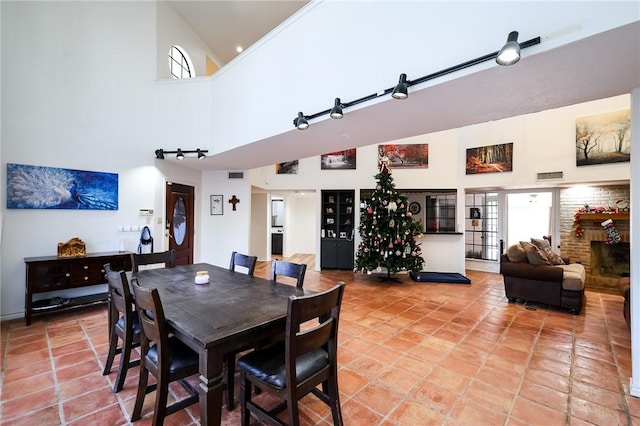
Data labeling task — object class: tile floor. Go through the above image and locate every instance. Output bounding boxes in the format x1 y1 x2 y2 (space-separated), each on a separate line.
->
1 256 637 425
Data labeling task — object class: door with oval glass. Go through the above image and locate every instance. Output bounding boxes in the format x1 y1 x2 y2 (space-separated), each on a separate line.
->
165 182 194 265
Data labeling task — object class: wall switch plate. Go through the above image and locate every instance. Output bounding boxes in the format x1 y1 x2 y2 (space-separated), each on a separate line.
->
123 225 131 232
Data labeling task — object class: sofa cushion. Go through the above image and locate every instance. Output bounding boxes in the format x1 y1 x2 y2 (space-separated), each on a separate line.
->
531 238 565 265
520 241 549 265
558 263 585 291
506 244 527 263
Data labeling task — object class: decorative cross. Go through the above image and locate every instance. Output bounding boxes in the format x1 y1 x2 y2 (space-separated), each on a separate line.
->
229 195 240 211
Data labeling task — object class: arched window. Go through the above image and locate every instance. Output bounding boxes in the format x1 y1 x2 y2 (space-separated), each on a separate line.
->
168 45 195 79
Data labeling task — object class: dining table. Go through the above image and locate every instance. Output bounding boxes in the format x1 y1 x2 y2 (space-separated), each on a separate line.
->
133 263 311 425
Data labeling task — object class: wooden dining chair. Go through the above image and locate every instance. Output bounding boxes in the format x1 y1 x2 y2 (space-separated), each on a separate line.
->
102 264 140 393
131 282 199 425
131 250 176 273
238 282 346 426
229 251 258 276
270 259 307 289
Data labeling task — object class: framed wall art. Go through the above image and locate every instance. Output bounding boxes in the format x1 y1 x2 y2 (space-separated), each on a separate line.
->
465 142 513 175
576 109 631 166
276 160 299 174
6 163 118 210
321 149 356 170
210 194 223 215
378 144 428 168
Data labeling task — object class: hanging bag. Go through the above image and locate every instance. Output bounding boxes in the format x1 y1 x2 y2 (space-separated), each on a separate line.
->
138 226 153 254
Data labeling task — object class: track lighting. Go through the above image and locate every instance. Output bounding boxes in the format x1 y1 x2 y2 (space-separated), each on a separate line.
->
496 31 521 66
294 112 309 130
330 98 343 119
292 31 540 130
154 148 208 160
391 74 409 100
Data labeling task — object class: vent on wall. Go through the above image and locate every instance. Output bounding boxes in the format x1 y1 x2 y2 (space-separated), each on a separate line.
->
536 171 563 181
228 172 244 179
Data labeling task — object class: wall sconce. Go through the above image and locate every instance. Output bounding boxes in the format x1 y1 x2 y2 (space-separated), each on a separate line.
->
293 30 540 129
154 148 208 160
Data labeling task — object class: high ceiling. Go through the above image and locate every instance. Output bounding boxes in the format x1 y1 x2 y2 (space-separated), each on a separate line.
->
163 3 640 172
167 0 308 65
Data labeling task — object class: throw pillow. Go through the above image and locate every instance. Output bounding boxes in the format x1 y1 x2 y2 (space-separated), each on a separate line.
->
520 241 550 266
506 244 527 263
531 238 565 265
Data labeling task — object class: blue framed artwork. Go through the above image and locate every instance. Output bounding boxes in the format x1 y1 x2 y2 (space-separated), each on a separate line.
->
7 163 118 210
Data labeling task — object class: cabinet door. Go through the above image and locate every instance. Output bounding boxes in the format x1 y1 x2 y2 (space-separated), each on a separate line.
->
321 240 337 269
31 263 70 291
336 241 354 270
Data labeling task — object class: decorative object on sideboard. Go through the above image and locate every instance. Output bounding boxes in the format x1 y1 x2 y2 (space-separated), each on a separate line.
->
57 237 86 257
293 31 540 129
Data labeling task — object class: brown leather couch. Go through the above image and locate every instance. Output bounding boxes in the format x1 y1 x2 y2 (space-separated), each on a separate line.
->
619 277 630 330
500 254 585 315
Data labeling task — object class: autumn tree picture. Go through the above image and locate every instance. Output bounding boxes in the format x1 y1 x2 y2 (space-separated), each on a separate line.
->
465 142 513 175
576 109 631 166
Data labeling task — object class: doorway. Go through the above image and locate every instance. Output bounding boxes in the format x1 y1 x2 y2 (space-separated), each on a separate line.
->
506 191 554 248
165 182 194 265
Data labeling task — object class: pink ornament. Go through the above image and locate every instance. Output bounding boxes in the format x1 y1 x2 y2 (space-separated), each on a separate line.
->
367 207 373 214
406 212 412 217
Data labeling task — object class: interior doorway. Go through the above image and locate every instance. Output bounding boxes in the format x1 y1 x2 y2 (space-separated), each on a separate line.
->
506 191 554 248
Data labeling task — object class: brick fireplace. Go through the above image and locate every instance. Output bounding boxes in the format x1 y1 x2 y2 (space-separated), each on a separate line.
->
560 184 630 293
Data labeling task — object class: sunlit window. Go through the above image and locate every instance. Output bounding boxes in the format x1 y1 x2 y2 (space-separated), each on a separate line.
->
168 45 194 79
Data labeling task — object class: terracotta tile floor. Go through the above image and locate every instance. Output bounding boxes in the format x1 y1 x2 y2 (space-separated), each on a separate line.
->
1 256 637 425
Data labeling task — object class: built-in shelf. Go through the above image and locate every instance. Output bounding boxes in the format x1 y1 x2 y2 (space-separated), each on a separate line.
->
576 212 629 221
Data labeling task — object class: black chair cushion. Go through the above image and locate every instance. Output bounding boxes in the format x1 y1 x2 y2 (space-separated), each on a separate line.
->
116 314 141 336
237 342 328 389
147 336 199 373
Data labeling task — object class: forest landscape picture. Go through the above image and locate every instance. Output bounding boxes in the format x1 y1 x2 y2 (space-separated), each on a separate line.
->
321 149 356 170
378 144 428 168
465 142 513 174
7 163 118 210
576 109 630 166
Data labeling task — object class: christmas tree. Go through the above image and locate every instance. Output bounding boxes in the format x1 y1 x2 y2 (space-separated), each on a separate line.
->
354 156 425 280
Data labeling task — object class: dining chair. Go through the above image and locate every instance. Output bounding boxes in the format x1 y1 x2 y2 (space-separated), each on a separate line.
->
270 259 307 289
229 251 258 276
131 250 176 273
224 251 259 410
102 264 140 393
130 281 199 425
238 282 346 426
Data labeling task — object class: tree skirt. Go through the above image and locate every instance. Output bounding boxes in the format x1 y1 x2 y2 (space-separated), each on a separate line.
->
409 271 471 284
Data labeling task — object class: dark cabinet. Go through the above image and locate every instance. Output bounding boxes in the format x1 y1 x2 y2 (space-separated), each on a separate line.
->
24 251 132 325
321 190 354 270
272 232 283 255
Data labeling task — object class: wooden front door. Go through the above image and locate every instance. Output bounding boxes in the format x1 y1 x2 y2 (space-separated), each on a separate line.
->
165 182 194 266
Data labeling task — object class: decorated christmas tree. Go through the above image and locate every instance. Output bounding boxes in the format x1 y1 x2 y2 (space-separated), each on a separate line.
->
354 157 425 280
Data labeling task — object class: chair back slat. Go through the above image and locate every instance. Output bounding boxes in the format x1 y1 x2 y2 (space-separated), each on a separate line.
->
229 251 258 276
131 250 176 272
104 264 133 316
132 282 167 352
271 259 307 289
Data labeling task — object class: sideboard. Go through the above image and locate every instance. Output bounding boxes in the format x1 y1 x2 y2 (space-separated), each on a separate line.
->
24 251 132 325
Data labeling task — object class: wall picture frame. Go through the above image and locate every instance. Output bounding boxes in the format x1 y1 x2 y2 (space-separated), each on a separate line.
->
210 194 223 215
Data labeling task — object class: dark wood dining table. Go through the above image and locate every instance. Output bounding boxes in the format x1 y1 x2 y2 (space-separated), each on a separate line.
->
133 263 311 425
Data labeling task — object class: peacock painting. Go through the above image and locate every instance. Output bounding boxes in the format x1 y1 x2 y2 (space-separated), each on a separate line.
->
7 163 118 210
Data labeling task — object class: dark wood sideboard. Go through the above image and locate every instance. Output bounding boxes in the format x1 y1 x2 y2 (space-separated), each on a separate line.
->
24 251 132 325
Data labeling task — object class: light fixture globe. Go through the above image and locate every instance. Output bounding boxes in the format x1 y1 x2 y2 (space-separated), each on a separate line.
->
176 149 185 160
330 98 343 119
197 149 206 160
392 73 409 99
496 31 521 66
294 112 309 130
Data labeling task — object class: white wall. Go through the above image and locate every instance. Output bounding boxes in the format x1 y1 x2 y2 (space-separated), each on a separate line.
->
284 196 316 257
250 193 268 261
156 1 220 78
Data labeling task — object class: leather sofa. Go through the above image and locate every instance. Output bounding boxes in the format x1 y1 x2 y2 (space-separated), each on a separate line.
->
500 252 586 315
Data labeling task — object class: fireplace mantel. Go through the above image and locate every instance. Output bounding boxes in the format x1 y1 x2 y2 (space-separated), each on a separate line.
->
576 212 629 222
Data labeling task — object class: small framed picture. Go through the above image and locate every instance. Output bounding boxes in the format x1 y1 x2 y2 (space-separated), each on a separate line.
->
326 218 335 225
346 206 352 214
470 208 481 219
328 196 335 203
340 231 347 239
210 195 223 215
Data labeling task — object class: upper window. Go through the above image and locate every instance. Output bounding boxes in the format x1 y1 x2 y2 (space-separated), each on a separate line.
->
168 45 195 79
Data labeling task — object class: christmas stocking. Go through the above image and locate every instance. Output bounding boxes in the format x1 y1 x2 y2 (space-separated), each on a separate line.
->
601 219 621 244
